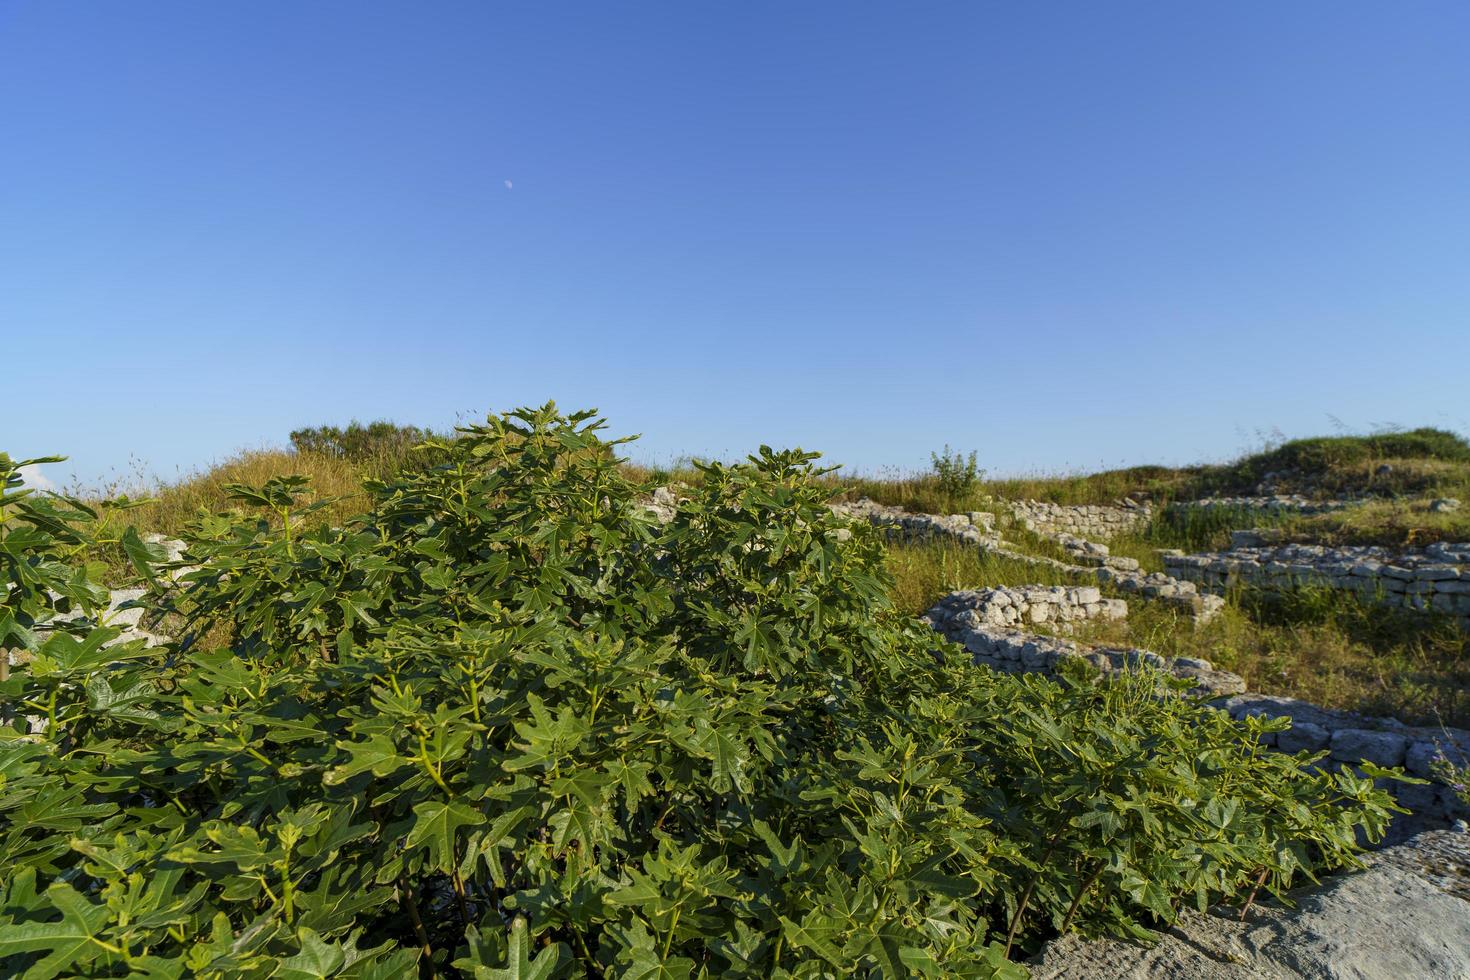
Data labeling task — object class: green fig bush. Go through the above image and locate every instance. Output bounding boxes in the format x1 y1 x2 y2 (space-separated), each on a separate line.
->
0 409 1405 978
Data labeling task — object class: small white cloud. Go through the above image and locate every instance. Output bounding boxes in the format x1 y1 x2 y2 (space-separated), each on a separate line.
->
504 179 513 190
17 463 56 491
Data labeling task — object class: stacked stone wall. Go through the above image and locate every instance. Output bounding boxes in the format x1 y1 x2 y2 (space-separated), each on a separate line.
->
831 498 1223 621
928 585 1126 633
1167 494 1359 517
830 499 998 546
1163 541 1470 632
1007 500 1151 540
924 590 1245 696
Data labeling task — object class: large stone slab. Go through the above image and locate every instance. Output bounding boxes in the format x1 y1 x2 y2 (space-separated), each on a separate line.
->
1030 829 1470 979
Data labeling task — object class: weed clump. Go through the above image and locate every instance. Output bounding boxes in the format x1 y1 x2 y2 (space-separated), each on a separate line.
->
930 444 984 504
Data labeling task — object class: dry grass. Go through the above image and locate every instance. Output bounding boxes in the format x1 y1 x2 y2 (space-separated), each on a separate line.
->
1073 590 1470 728
1293 456 1470 500
883 541 1086 618
1131 498 1470 555
117 449 374 538
1271 499 1470 549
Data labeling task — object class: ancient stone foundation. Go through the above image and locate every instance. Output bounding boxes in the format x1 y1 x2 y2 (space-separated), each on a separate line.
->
833 497 1225 622
924 590 1245 697
829 499 997 545
928 585 1126 633
1007 499 1152 540
1167 494 1360 517
1163 541 1470 632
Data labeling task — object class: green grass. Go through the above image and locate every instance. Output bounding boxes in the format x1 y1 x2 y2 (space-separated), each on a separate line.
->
1233 427 1470 475
1134 505 1292 553
884 541 1087 617
981 465 1197 506
1268 499 1470 548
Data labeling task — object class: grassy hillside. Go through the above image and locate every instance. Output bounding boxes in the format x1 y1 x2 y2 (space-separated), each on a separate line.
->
60 421 1470 726
843 428 1470 512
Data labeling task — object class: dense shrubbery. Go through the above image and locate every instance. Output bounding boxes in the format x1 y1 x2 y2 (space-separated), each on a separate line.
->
290 420 439 467
0 413 1405 978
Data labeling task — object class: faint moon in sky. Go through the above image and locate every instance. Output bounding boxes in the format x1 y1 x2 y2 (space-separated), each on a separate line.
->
504 179 512 190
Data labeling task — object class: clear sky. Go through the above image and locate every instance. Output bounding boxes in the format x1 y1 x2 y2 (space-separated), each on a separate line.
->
5 2 1469 489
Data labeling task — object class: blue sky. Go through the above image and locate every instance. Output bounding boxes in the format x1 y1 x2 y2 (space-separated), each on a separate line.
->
5 2 1469 488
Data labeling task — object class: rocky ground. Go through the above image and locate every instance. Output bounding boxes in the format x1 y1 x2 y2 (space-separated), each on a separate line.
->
1031 827 1470 979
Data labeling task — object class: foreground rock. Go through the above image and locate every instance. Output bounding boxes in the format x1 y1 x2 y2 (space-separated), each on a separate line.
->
1031 829 1470 979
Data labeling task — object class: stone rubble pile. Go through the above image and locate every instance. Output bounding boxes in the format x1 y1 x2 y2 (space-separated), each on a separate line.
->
1096 564 1228 621
924 590 1246 698
640 486 680 524
17 534 190 656
1163 541 1470 632
927 585 1127 632
1007 499 1152 540
106 534 191 647
1049 531 1146 574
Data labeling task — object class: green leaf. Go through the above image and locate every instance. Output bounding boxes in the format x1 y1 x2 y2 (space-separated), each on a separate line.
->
779 915 845 968
404 799 485 874
703 724 750 794
121 526 166 584
278 928 347 979
0 883 113 979
467 917 570 980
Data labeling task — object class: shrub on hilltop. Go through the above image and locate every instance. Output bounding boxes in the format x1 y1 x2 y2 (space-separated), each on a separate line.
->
0 412 1405 978
289 420 437 464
